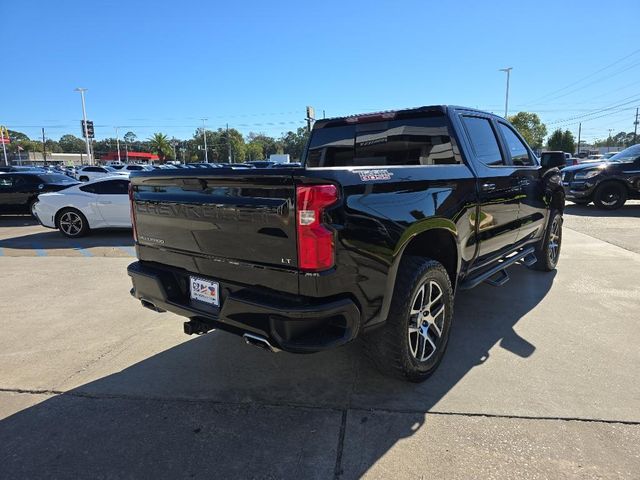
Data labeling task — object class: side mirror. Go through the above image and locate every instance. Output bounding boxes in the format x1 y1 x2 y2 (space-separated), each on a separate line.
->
540 155 566 170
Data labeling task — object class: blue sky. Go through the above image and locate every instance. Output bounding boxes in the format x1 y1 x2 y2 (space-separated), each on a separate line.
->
1 0 639 144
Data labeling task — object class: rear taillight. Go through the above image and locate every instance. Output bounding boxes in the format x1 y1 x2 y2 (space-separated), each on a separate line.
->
128 183 138 242
296 184 338 272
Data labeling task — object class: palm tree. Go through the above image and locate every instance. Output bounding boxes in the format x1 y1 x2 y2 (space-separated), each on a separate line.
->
148 133 172 162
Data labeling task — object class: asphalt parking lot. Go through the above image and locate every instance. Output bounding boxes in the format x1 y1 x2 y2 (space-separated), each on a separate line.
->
1 202 639 479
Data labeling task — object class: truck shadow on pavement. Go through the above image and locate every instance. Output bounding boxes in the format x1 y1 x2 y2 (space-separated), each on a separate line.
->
0 266 555 479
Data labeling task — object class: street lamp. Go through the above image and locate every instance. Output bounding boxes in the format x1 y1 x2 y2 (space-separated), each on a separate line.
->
499 67 513 118
115 126 121 163
201 118 208 163
74 88 93 165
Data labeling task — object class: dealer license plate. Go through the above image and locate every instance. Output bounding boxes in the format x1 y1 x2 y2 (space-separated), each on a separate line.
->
190 276 220 306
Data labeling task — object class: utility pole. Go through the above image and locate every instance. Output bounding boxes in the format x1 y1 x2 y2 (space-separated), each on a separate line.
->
226 123 232 162
306 106 315 133
608 129 613 152
115 127 121 163
634 108 639 144
201 118 208 163
577 123 582 157
74 88 93 165
42 128 47 165
499 67 513 118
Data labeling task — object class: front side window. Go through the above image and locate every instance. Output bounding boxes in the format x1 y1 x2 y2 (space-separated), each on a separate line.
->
306 114 459 167
461 116 504 166
498 123 535 166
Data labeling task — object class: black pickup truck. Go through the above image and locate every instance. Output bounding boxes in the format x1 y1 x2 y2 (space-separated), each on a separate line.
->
127 106 565 382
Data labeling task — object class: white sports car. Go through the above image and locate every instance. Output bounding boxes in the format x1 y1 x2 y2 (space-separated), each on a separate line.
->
33 176 132 237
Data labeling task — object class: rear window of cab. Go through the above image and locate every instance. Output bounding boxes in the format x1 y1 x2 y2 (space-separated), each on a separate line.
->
306 114 459 167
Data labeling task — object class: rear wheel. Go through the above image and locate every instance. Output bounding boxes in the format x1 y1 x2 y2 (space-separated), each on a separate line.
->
594 182 627 210
365 257 453 382
28 199 38 217
57 208 90 238
529 210 562 271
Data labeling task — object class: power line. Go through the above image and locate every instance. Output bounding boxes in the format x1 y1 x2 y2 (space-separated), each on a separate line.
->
523 48 640 105
545 94 640 126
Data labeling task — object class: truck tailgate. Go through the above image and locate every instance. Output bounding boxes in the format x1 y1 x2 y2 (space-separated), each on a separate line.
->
131 171 297 268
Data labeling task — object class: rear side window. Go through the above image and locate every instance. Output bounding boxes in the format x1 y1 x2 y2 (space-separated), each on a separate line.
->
498 123 535 166
461 116 504 166
79 183 97 194
306 114 459 167
95 179 129 194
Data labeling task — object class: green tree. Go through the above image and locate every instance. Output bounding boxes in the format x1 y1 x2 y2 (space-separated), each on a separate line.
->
7 130 30 142
246 132 282 156
123 131 137 144
45 139 62 153
245 142 264 161
148 133 173 161
547 128 575 153
508 112 547 149
59 134 86 153
280 127 309 160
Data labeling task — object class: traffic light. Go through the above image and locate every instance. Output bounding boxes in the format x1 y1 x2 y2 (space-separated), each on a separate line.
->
81 120 95 138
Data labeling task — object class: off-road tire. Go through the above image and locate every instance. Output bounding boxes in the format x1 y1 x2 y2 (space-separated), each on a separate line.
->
365 257 453 382
529 210 562 271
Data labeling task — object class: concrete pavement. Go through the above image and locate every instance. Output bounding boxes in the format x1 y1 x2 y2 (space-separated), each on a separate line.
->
0 210 639 479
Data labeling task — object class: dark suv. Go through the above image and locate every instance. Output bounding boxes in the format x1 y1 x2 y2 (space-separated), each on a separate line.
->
561 144 640 209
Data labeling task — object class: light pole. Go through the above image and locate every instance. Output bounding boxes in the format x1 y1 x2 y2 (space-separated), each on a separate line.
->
115 126 121 163
74 88 93 165
499 67 513 118
608 129 613 152
201 118 209 163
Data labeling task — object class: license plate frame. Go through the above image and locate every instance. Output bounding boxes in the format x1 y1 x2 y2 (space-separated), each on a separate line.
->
189 276 220 307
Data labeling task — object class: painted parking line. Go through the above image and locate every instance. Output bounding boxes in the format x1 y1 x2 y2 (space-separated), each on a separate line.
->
118 246 136 257
30 243 48 257
72 244 94 257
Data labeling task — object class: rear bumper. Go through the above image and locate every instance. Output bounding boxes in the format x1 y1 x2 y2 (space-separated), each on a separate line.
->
127 261 361 353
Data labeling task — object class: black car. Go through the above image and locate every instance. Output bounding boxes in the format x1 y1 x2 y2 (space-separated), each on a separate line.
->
0 172 79 215
561 144 640 209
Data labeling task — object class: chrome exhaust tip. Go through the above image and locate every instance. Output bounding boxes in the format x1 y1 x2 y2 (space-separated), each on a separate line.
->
243 333 280 353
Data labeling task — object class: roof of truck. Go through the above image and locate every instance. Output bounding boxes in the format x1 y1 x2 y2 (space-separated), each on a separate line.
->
314 105 501 129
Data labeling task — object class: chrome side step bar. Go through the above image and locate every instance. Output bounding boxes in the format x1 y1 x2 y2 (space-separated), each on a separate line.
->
243 333 281 353
459 246 536 290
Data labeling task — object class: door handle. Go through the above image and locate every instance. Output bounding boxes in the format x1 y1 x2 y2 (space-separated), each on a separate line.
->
481 183 496 192
98 201 112 205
